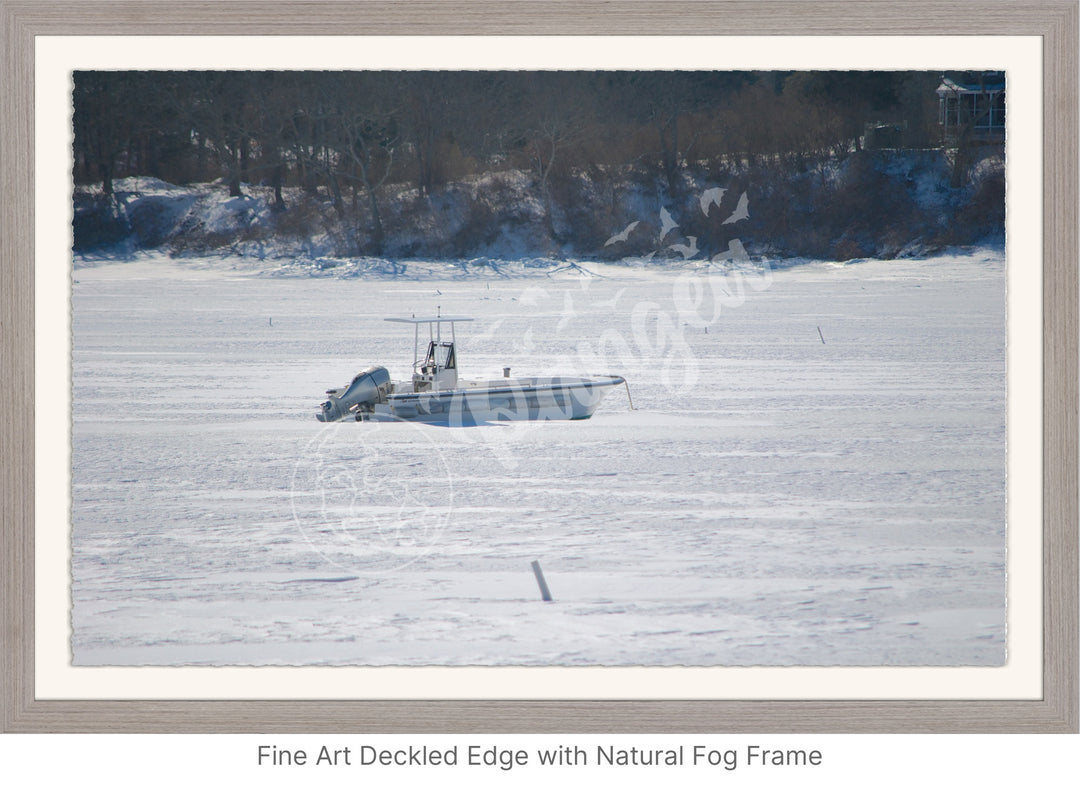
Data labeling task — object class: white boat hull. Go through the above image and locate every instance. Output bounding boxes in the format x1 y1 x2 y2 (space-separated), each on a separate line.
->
378 376 624 423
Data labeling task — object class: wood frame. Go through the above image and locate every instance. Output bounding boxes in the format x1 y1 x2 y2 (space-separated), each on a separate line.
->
1 1 1076 733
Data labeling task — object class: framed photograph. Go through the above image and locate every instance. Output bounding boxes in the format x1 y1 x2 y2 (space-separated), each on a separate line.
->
2 1 1076 733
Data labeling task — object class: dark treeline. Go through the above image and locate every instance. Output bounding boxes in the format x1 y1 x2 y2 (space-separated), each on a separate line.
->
73 70 941 198
75 70 1001 260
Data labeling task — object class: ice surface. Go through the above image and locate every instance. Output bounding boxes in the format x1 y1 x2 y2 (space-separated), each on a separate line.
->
70 251 1006 666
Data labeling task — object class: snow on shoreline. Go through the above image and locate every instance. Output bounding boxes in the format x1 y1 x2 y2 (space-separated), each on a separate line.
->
73 245 1005 283
74 153 1004 268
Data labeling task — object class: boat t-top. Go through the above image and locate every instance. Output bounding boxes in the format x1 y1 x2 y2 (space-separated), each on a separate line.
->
316 311 625 423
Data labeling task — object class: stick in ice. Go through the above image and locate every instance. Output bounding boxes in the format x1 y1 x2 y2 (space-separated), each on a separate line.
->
531 560 553 602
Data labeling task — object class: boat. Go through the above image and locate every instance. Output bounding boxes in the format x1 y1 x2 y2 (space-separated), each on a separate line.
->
316 312 626 423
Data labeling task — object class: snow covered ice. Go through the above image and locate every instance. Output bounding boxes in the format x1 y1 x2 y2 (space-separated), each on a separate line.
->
70 251 1006 666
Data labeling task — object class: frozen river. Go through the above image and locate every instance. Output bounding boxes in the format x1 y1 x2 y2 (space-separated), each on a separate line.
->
70 251 1006 666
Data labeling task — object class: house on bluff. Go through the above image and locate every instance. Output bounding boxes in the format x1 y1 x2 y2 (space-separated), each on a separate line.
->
936 71 1006 143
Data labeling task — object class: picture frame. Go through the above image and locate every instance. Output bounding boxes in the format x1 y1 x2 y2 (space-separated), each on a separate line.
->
1 0 1076 733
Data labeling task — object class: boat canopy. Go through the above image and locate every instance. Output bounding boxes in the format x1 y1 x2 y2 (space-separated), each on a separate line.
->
385 316 474 324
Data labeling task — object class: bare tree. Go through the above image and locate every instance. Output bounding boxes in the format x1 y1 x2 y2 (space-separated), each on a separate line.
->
511 73 594 236
320 73 401 250
73 72 140 196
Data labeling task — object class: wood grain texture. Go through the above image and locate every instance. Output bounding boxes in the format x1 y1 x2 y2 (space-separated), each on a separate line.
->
1 0 38 738
1040 0 1079 737
1 0 1076 733
0 0 1074 35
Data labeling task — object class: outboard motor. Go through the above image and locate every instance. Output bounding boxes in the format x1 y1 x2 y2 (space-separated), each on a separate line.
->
317 366 392 421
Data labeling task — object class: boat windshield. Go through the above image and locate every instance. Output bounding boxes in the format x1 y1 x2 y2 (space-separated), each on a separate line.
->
423 341 455 370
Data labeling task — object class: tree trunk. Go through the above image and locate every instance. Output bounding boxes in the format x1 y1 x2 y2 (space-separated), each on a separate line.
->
225 141 243 197
541 186 555 240
951 125 973 188
330 174 345 218
271 162 286 210
658 113 680 191
365 185 384 251
297 146 318 194
419 127 436 195
417 147 430 196
101 160 114 196
196 134 207 181
240 138 250 184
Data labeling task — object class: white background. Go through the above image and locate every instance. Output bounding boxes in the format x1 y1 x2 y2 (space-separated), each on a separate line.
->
6 34 1074 781
2 734 1078 785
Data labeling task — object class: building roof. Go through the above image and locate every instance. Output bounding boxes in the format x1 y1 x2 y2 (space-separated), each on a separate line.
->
935 73 1006 96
